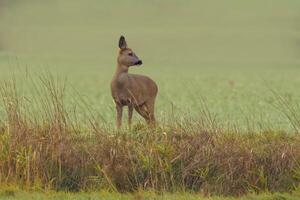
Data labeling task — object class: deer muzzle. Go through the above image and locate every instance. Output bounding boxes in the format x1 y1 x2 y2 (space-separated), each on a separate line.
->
134 60 143 66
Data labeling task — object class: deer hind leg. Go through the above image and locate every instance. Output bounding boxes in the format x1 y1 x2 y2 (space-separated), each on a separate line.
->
134 98 156 127
145 97 156 126
134 103 150 124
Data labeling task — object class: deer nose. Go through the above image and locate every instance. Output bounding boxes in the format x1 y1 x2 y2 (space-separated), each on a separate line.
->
135 60 143 65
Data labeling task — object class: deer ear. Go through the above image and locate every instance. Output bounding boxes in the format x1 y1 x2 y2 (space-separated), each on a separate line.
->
118 35 127 49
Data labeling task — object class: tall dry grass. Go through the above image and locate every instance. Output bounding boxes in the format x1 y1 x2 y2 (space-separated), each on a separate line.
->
0 74 299 196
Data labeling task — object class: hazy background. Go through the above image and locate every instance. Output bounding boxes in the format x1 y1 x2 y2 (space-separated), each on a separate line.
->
0 0 300 129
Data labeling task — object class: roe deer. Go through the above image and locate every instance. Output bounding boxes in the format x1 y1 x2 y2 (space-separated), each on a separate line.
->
111 36 158 128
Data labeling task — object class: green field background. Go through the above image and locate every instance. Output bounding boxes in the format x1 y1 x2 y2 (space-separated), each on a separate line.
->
0 0 300 129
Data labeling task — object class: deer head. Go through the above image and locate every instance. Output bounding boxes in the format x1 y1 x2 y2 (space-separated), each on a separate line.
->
117 36 143 67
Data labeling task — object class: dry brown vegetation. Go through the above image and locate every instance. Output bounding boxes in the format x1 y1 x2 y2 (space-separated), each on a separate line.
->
0 75 299 196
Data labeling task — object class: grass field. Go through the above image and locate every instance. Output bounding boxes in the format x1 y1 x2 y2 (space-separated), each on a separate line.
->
1 0 300 130
0 187 300 200
1 191 300 200
1 0 300 198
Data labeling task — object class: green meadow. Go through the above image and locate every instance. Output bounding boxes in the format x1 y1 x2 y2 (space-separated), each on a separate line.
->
0 189 300 200
1 0 300 129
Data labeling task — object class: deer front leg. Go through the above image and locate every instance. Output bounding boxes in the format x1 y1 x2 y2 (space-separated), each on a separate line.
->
128 105 133 129
116 104 123 129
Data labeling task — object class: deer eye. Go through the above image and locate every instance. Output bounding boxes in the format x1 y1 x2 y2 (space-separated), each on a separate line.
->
128 53 133 56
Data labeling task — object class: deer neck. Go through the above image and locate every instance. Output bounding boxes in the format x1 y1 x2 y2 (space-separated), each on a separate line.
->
112 64 129 86
115 63 129 76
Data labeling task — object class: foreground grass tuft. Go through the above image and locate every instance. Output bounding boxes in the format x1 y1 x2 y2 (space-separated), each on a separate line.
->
0 76 299 196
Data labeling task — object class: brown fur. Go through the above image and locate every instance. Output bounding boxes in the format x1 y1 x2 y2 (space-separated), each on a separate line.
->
111 36 158 128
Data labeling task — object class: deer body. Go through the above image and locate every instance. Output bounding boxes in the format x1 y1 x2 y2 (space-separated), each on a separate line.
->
111 36 158 128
